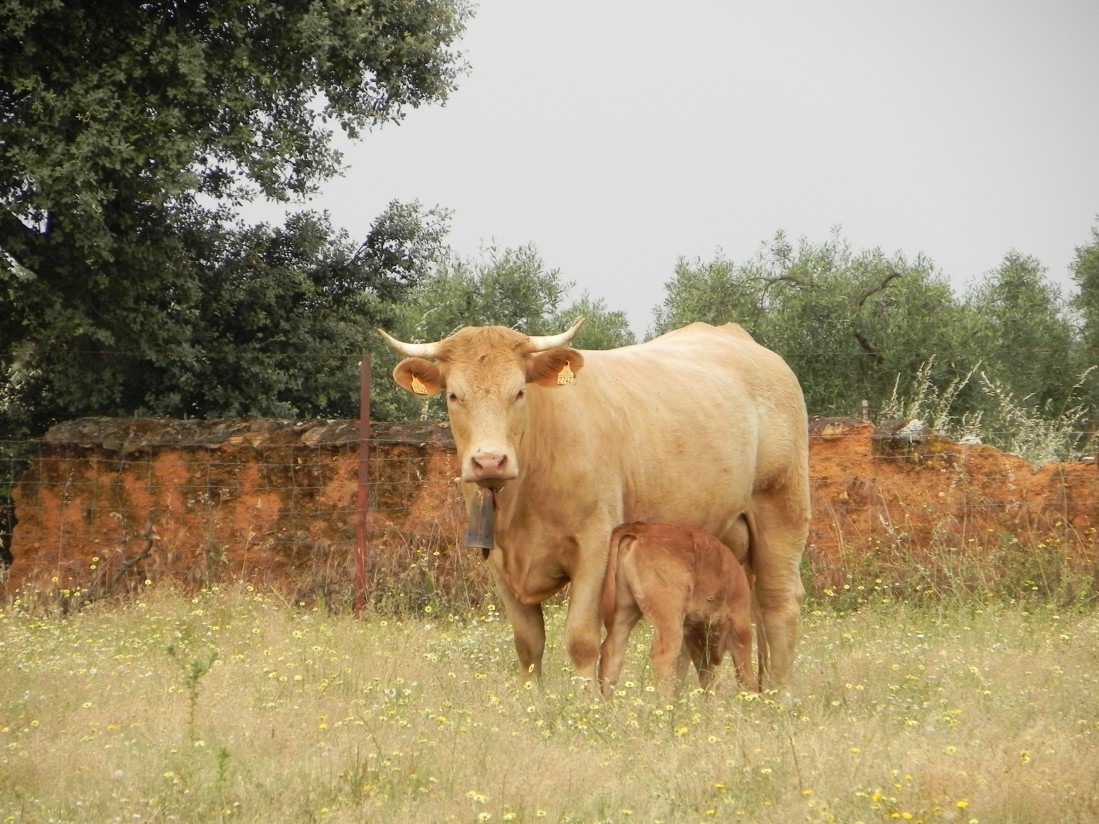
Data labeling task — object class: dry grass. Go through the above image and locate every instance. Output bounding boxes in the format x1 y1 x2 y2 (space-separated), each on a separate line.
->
2 585 1098 824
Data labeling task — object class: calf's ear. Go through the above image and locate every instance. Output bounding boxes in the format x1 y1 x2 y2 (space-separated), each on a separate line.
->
528 348 585 387
393 358 444 397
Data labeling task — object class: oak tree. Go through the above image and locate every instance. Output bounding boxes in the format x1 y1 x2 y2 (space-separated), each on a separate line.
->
1 0 469 434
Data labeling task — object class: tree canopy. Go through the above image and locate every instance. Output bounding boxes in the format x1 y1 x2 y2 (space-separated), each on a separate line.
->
1 0 468 228
1 0 470 436
1071 222 1099 406
653 231 973 416
963 252 1079 409
379 244 636 421
0 2 1094 461
651 228 1096 459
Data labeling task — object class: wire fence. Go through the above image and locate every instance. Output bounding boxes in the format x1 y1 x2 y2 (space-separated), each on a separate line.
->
2 414 1098 612
1 419 484 611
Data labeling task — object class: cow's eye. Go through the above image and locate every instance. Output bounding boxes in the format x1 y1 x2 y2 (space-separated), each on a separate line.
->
514 389 525 402
447 392 460 404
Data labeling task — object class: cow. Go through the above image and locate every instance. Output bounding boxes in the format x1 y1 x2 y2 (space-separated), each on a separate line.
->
598 521 754 699
378 320 810 691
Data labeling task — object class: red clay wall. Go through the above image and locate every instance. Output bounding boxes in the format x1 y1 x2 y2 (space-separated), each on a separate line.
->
7 418 466 603
6 416 1097 604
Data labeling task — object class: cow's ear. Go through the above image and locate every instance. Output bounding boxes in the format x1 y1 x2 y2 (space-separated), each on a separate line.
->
393 358 444 397
528 348 585 387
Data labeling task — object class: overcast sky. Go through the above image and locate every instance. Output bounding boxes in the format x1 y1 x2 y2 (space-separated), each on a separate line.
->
251 1 1099 337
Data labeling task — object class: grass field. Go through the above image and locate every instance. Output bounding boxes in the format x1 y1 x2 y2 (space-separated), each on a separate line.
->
2 585 1098 824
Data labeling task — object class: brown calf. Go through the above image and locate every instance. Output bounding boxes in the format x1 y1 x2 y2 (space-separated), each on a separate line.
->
599 521 754 699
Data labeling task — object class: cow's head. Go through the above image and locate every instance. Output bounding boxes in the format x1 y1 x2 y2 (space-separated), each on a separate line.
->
379 320 586 487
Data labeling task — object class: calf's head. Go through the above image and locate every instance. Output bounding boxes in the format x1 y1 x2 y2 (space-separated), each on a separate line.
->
379 321 585 487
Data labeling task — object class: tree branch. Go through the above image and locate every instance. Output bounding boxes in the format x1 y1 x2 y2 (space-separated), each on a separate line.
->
77 520 157 609
855 270 903 312
854 327 885 362
747 274 805 289
0 209 45 274
851 270 903 362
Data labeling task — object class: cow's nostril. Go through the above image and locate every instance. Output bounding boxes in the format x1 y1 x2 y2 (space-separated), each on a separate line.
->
472 453 507 475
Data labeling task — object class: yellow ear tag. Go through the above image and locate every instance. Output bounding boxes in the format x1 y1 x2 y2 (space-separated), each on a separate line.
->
410 375 429 395
556 362 575 386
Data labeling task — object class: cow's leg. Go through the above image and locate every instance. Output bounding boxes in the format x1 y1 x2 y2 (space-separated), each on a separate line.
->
750 491 808 691
562 545 610 683
487 562 546 679
562 599 602 683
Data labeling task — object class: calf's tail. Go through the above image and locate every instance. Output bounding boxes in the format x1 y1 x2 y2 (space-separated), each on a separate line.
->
601 524 640 628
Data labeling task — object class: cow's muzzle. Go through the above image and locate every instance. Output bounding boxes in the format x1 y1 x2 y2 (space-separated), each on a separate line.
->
467 449 516 486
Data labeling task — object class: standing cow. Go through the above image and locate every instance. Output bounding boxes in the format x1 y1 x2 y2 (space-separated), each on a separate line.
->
599 520 754 699
379 320 810 690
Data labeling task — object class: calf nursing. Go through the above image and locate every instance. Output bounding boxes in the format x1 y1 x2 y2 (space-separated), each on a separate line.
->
599 521 755 699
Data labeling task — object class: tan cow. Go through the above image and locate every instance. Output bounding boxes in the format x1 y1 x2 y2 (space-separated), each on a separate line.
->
599 521 754 699
379 320 810 690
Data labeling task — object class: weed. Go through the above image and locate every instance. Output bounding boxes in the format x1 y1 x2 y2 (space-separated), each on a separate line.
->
166 642 219 742
881 358 1095 465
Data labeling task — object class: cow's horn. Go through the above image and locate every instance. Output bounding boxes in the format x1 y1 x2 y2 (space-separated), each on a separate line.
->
377 329 443 359
525 318 586 352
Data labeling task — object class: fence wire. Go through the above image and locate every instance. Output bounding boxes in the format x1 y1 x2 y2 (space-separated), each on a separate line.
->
1 417 1097 611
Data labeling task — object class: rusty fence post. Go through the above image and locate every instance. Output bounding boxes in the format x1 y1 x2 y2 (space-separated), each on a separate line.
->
355 355 372 616
1091 414 1098 468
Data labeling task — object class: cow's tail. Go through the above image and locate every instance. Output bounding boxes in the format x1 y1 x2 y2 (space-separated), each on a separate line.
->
601 523 640 628
742 509 766 693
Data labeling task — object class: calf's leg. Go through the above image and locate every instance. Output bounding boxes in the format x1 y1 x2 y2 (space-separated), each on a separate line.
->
647 605 687 700
599 600 642 696
727 617 754 689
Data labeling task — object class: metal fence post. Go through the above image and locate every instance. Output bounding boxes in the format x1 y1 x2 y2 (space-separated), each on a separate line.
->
355 355 372 616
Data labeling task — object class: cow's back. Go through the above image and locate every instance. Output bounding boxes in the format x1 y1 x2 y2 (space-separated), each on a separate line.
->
528 322 807 541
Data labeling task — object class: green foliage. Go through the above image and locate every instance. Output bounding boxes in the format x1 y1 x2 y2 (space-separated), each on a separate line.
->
1070 219 1099 409
975 367 1096 464
380 244 636 420
394 244 571 338
880 358 983 441
0 0 469 436
651 229 1097 451
2 201 450 431
882 358 1095 464
963 252 1080 409
551 293 636 351
653 230 977 417
0 0 1092 448
0 0 469 227
650 252 756 332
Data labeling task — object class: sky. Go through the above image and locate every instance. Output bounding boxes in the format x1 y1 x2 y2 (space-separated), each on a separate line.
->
249 1 1099 337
